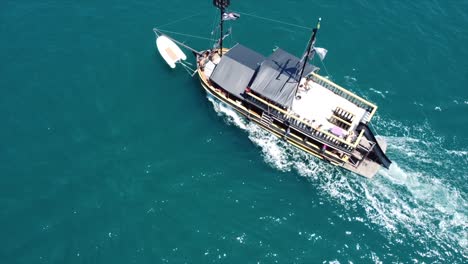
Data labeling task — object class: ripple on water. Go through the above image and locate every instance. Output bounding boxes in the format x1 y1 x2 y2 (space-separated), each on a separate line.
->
207 95 468 261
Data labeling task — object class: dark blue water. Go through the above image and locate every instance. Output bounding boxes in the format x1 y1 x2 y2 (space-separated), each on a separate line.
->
1 0 467 263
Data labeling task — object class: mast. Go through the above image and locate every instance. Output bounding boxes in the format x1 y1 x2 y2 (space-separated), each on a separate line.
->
213 0 230 56
296 18 321 90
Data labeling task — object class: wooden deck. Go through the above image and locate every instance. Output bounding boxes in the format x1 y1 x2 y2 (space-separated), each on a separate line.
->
343 137 388 178
196 49 389 179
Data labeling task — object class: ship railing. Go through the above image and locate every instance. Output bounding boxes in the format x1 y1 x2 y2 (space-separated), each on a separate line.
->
245 91 363 153
307 72 377 123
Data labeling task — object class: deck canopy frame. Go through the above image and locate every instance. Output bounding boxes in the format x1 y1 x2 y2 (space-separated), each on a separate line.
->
249 48 318 108
209 44 265 99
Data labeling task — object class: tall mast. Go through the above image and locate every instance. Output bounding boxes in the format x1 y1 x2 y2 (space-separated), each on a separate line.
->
213 0 230 56
296 18 321 88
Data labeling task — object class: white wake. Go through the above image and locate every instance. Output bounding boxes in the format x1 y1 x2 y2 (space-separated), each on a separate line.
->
207 95 468 260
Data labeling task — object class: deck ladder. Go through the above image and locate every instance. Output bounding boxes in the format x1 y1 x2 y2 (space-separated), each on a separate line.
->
260 112 273 127
362 111 372 123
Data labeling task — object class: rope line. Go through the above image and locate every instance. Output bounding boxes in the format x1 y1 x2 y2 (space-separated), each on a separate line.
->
233 10 312 30
209 9 219 48
156 11 206 29
156 29 216 41
318 57 332 79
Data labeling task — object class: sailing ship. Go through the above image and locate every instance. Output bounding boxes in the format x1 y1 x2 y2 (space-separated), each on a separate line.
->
154 0 391 178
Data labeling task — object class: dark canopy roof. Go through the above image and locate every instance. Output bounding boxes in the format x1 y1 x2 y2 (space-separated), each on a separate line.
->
210 44 265 99
249 48 317 108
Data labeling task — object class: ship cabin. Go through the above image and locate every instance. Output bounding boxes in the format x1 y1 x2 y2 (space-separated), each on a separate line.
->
198 44 390 177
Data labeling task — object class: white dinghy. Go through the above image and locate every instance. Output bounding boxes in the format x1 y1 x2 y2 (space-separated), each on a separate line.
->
156 35 187 68
152 1 392 178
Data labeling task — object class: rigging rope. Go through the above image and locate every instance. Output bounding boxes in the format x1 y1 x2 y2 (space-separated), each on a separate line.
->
209 9 219 48
157 11 206 29
155 29 216 41
232 10 312 30
318 57 332 79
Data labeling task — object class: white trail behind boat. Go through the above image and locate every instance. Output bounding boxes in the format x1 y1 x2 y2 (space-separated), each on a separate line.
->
207 95 468 260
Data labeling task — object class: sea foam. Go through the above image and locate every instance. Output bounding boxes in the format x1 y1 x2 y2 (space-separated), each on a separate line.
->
207 95 468 260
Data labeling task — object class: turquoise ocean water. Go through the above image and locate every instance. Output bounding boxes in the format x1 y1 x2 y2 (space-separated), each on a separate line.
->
1 0 467 263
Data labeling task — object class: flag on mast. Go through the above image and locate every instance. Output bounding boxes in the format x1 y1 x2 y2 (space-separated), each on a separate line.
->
314 47 328 61
222 12 240 21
